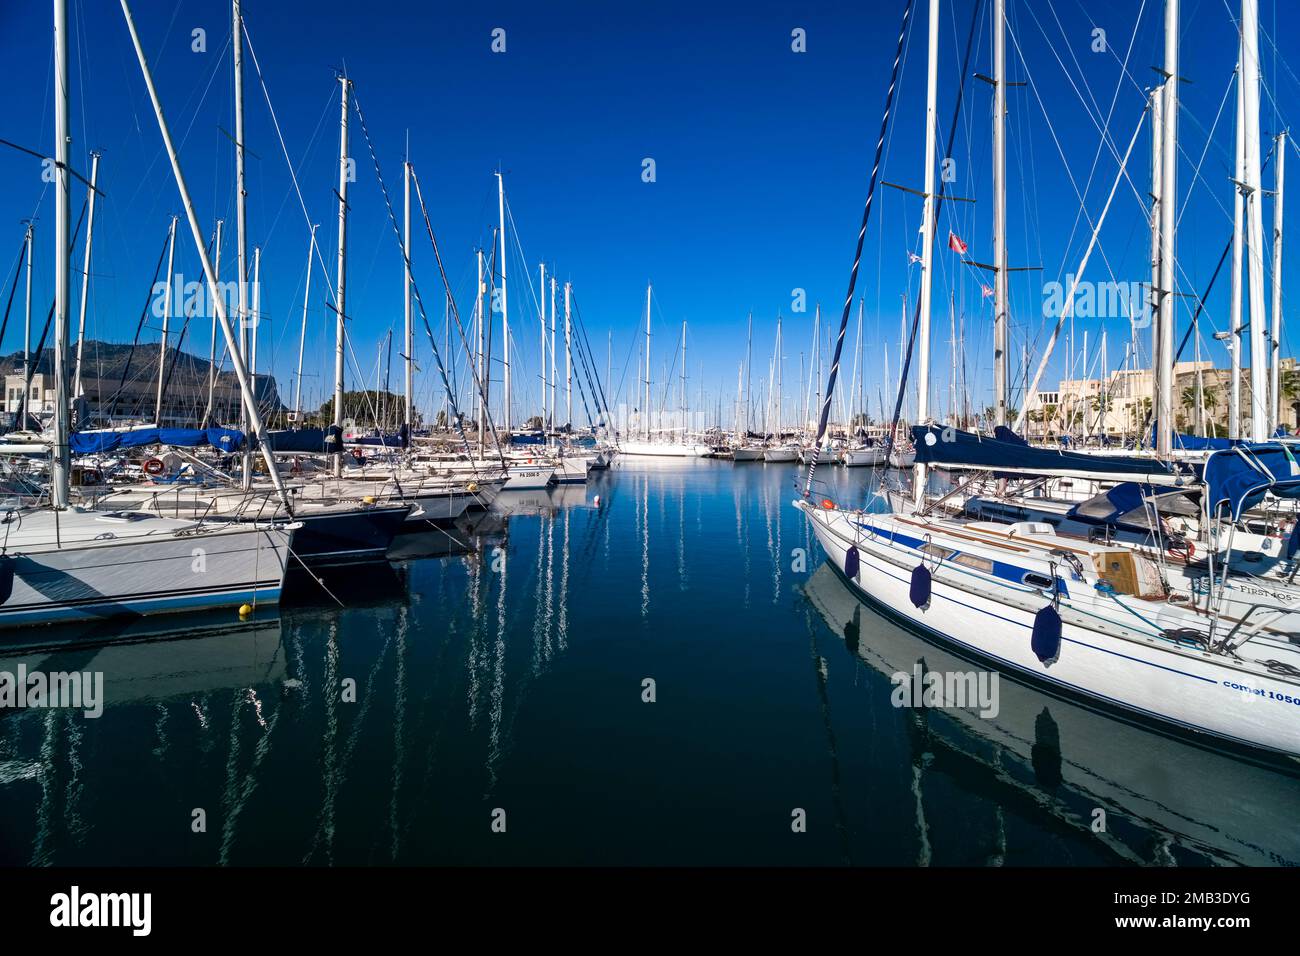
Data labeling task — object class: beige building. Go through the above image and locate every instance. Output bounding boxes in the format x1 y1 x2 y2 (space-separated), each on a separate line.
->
1025 358 1299 439
4 372 55 420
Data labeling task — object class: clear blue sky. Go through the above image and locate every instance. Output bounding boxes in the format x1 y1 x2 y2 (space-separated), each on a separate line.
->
1 0 1298 427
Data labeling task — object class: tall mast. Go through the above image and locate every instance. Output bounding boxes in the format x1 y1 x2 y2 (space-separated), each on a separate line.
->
680 320 687 429
745 312 753 434
550 276 557 431
1154 0 1179 456
120 0 289 504
856 297 864 425
644 282 652 439
1242 0 1267 441
496 170 510 433
476 247 485 451
21 221 33 428
1269 130 1285 434
539 262 547 428
403 158 413 429
1229 52 1245 439
776 314 783 437
333 74 351 476
205 220 223 426
992 0 1008 426
51 0 71 506
912 0 940 508
294 224 317 421
232 0 252 486
155 214 177 424
250 245 260 378
564 280 572 430
1150 83 1165 446
72 151 100 407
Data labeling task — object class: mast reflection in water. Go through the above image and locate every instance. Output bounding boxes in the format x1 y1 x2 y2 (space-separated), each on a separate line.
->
0 461 1294 865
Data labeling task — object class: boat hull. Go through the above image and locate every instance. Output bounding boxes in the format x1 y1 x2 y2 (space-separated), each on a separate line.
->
618 441 712 458
0 522 290 628
282 504 409 566
799 502 1300 757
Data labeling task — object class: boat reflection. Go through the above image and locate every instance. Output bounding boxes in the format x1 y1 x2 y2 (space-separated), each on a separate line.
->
802 561 1300 866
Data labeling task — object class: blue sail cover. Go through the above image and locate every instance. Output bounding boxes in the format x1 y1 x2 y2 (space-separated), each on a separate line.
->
1203 444 1300 520
261 427 346 454
911 425 1181 481
69 427 245 455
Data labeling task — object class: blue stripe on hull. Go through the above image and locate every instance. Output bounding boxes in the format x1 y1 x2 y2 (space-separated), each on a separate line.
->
0 587 282 626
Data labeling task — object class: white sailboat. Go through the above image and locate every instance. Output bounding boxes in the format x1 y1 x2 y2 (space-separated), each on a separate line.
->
618 284 711 457
798 0 1300 757
0 0 297 630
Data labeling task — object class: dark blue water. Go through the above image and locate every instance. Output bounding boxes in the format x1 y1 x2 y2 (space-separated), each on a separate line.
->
1 459 1296 866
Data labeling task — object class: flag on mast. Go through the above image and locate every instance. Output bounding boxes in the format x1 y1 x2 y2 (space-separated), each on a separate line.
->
947 231 968 254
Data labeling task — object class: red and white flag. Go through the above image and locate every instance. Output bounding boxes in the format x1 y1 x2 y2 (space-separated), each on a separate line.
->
948 231 968 254
980 284 994 298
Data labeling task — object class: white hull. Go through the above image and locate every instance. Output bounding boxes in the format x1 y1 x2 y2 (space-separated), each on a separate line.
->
842 446 887 467
553 457 592 483
799 502 1300 757
0 509 290 628
888 449 916 468
762 447 799 463
731 447 765 462
803 562 1300 865
618 441 712 458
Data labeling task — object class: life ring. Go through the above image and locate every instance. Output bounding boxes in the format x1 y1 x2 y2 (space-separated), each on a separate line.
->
143 458 165 477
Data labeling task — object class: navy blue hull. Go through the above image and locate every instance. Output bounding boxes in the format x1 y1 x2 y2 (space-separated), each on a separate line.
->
286 505 410 567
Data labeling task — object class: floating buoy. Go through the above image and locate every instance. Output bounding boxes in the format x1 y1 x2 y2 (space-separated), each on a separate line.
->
1031 605 1062 665
843 545 860 581
821 498 835 510
909 564 931 608
238 603 253 618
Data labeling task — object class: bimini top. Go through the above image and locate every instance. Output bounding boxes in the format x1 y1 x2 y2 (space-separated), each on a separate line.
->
911 425 1187 484
1202 443 1300 521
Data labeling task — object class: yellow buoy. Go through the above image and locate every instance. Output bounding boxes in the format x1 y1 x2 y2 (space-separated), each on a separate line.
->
239 603 253 618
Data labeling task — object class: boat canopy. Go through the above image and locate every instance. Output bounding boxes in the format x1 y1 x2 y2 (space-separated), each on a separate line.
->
911 425 1185 483
70 426 244 455
1203 443 1300 520
1065 481 1200 531
261 426 344 454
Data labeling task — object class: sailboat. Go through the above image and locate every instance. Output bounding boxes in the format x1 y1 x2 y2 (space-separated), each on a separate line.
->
798 0 1300 758
618 285 712 458
0 0 298 630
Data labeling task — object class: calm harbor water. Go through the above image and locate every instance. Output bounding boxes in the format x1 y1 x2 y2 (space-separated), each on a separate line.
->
1 459 1296 866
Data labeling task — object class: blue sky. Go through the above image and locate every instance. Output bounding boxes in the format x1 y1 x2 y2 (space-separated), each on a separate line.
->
1 0 1298 427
